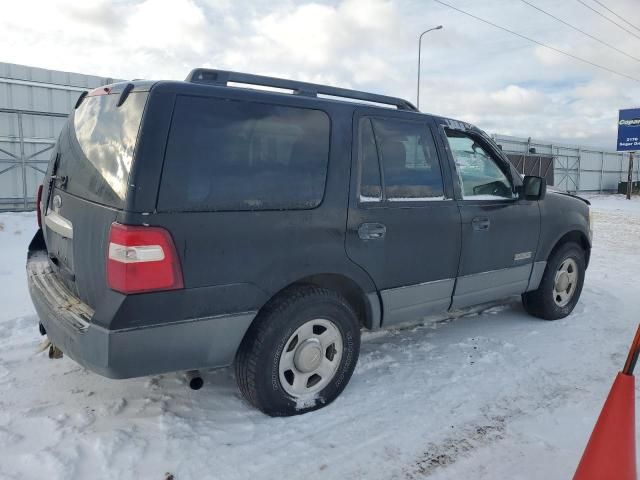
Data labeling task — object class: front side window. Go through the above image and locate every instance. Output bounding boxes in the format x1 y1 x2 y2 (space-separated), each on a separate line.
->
445 129 514 199
158 96 330 211
357 116 445 202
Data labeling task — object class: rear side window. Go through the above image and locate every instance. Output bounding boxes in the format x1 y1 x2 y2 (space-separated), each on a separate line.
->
67 91 148 207
358 116 444 201
158 96 331 211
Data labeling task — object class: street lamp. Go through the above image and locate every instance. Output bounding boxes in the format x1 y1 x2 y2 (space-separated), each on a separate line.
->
417 25 443 111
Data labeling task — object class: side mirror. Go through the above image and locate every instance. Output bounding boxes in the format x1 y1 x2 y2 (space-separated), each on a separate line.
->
520 175 546 200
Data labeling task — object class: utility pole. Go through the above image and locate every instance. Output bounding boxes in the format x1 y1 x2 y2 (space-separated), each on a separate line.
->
627 151 635 199
417 25 443 111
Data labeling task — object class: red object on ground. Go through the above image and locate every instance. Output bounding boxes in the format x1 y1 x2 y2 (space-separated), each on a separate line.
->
573 323 640 480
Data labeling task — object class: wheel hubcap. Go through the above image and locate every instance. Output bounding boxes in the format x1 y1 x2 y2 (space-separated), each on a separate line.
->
278 318 343 398
294 339 323 373
553 258 578 307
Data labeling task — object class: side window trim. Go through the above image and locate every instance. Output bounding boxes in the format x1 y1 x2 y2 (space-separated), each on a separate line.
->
369 117 386 201
357 117 384 203
426 123 452 200
356 113 449 205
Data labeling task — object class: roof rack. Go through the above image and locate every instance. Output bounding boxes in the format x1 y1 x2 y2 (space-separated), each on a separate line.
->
185 68 418 112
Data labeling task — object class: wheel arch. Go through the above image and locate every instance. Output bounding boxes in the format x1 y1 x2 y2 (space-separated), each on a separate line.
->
523 229 589 320
255 273 381 330
546 230 591 267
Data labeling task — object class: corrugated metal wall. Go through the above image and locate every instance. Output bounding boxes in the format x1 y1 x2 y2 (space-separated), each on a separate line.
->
494 134 637 193
0 62 119 210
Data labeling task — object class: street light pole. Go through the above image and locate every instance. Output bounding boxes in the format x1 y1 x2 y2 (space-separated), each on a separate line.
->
417 25 443 111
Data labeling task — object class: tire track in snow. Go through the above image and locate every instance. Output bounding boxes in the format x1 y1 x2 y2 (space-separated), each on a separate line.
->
401 371 583 479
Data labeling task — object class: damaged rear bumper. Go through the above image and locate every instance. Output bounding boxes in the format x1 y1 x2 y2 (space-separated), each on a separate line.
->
27 230 256 379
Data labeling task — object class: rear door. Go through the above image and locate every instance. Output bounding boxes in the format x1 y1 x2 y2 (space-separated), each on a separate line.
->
40 87 148 308
438 123 541 309
345 109 461 326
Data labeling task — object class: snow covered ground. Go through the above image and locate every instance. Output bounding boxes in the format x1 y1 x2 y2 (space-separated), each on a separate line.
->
0 194 638 480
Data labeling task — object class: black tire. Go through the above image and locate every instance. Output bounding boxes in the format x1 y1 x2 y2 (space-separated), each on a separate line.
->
235 285 361 416
522 242 586 320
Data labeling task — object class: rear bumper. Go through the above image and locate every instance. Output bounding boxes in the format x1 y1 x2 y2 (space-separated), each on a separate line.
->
27 232 255 379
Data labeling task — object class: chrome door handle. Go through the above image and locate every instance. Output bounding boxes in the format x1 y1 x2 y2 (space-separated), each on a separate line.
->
472 217 490 231
358 222 387 240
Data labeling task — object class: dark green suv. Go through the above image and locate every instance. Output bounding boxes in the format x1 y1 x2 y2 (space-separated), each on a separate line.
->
27 69 591 416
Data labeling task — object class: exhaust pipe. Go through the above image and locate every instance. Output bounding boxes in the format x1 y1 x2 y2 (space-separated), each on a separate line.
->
186 370 203 390
35 334 62 359
48 344 63 359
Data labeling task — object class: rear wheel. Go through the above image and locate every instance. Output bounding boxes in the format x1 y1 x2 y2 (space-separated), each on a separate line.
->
235 286 360 416
522 242 586 320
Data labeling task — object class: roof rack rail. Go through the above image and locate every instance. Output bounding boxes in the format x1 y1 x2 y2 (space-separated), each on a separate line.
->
185 68 418 112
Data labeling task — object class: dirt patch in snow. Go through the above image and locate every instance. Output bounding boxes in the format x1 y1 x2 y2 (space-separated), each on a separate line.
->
406 416 507 478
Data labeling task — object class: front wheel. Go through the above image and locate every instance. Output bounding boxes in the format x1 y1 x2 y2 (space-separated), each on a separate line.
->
522 242 586 320
235 286 360 416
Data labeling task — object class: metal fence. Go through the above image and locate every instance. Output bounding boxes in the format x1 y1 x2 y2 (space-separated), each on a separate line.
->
0 108 67 210
493 134 636 193
0 62 117 211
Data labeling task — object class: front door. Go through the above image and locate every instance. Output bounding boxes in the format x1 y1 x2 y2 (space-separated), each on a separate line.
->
439 125 541 309
345 109 461 326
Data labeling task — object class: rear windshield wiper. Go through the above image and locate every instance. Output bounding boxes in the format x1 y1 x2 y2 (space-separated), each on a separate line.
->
45 153 60 209
117 83 134 107
46 153 68 208
74 91 88 109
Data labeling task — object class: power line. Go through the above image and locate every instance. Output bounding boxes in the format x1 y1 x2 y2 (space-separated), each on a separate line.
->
591 0 640 34
520 0 640 63
575 0 640 41
431 0 640 83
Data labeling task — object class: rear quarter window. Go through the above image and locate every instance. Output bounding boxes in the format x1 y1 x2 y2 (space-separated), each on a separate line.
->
158 95 331 212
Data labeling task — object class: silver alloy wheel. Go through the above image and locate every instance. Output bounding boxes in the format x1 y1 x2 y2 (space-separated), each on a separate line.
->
553 258 578 307
278 318 343 398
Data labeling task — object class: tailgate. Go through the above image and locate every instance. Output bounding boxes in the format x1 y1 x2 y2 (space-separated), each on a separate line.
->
39 87 148 309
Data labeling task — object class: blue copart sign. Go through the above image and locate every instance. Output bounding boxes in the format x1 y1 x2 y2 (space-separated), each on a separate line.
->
618 108 640 151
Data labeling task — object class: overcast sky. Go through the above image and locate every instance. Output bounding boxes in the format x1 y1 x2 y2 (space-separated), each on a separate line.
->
2 0 640 149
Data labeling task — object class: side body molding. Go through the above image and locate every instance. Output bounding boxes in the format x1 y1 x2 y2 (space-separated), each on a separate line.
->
451 264 532 309
380 278 455 327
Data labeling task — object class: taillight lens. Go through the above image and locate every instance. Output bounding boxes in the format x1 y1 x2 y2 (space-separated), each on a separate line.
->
107 223 184 294
36 184 44 228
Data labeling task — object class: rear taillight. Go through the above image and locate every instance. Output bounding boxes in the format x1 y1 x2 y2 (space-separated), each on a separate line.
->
36 184 43 228
107 223 184 294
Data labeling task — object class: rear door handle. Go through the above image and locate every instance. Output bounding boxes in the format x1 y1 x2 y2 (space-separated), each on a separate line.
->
472 217 490 231
358 222 387 240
